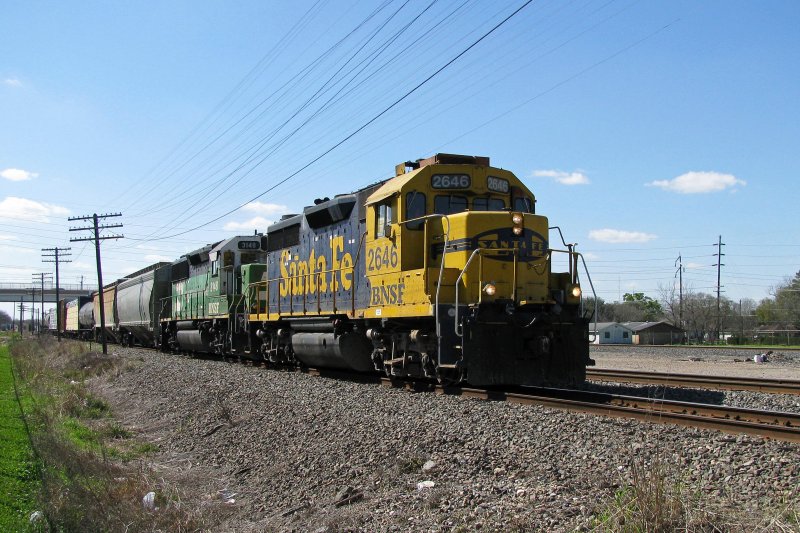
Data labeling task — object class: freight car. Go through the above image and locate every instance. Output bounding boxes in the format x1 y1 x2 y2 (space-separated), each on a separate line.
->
92 283 118 343
116 262 171 347
64 296 93 340
241 153 592 386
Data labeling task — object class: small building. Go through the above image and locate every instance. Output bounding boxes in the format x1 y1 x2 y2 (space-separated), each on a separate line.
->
622 321 685 345
591 322 633 344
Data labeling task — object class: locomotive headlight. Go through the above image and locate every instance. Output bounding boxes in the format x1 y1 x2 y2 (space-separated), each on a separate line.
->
570 285 582 298
511 213 523 225
512 226 523 236
483 283 497 296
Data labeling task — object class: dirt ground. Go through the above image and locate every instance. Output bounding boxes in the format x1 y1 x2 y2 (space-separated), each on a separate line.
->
590 345 800 380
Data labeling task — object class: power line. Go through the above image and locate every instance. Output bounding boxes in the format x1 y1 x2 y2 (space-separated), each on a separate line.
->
133 0 537 241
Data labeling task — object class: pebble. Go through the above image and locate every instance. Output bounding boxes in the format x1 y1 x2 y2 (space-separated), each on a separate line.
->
93 346 800 532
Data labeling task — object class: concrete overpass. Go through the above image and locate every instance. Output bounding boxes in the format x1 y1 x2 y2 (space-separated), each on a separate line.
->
0 283 97 303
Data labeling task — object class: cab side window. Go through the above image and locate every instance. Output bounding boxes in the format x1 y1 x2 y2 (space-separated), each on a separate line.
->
473 197 505 211
405 192 426 230
513 196 534 213
376 200 395 238
434 195 467 215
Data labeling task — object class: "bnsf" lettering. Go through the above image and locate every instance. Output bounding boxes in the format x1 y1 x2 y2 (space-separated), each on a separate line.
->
370 282 405 305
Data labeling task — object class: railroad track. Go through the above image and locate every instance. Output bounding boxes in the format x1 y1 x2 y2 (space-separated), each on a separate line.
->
200 360 800 443
368 376 800 443
587 368 800 395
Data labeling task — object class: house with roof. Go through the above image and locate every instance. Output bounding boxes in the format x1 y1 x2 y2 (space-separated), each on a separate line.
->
621 321 685 345
590 322 634 344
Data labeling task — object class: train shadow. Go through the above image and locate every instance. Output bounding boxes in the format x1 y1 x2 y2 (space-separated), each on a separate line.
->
580 381 727 405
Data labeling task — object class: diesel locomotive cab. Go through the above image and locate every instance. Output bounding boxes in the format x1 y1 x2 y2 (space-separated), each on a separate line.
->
161 236 265 355
363 153 591 386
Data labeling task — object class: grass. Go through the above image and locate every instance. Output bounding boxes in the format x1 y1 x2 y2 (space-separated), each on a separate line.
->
7 336 211 531
0 343 42 532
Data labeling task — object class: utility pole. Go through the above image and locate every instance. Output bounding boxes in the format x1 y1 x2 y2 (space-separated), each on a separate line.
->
28 288 35 333
18 299 24 334
712 235 725 342
69 213 123 355
674 254 684 330
42 247 72 342
32 273 52 336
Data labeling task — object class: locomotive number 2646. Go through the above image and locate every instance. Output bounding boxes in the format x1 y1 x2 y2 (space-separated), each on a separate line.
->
367 245 398 271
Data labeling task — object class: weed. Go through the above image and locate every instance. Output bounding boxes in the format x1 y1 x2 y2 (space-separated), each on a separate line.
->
586 455 798 532
104 421 132 440
212 386 236 426
398 455 425 474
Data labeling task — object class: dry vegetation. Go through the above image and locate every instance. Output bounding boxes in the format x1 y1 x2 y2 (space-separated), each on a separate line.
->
592 456 800 533
9 337 214 532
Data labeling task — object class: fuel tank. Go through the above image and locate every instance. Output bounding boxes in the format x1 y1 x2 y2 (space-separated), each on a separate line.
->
290 332 373 372
176 330 211 352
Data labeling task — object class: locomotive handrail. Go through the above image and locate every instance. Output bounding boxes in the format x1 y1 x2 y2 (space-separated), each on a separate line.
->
548 231 598 343
396 213 451 367
576 251 597 343
352 231 368 316
453 247 529 338
246 263 358 318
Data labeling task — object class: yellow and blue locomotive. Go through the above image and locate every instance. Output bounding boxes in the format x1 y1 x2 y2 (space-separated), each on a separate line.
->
242 154 592 386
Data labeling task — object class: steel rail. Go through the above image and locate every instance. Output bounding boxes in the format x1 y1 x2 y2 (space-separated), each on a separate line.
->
587 368 800 395
374 378 800 443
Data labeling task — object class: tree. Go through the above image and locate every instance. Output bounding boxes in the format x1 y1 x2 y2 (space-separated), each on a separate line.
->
621 292 664 321
756 271 800 329
658 282 681 327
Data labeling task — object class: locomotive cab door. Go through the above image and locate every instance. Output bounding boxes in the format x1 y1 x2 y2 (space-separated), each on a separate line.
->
401 190 426 270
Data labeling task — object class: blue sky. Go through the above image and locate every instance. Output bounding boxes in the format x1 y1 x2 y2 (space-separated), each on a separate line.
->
2 0 799 318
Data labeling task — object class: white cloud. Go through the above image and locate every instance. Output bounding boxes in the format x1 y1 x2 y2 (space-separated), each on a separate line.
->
223 216 275 232
71 261 93 270
224 202 290 231
589 228 657 243
0 196 69 223
646 171 745 194
582 252 600 260
1 168 38 181
144 254 174 263
532 169 589 185
3 78 22 87
241 201 290 216
0 234 19 241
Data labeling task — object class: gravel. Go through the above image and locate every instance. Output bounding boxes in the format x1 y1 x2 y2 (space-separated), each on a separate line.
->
589 345 800 413
94 347 800 532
